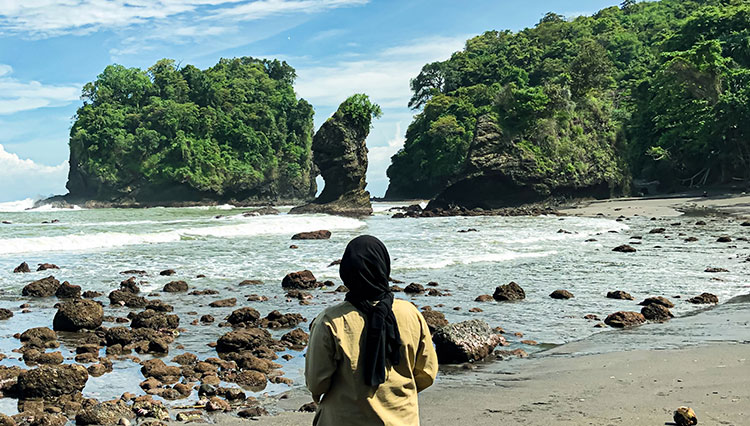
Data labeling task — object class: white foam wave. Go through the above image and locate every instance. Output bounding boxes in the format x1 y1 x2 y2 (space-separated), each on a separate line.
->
393 250 556 270
0 198 84 212
0 214 365 254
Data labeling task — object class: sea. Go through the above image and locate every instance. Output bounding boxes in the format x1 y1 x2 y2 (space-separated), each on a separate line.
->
0 198 748 414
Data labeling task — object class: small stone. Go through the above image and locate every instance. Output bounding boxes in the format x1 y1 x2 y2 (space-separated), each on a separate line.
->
549 289 574 299
674 406 697 426
612 244 637 253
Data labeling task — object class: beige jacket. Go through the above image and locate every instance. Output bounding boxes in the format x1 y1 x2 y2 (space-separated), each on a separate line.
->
305 299 438 426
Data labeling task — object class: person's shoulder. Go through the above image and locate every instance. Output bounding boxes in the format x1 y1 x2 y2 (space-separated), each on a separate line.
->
392 298 420 315
316 301 358 322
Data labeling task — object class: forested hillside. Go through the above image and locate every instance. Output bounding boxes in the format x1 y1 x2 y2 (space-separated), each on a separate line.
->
386 0 750 203
67 57 316 203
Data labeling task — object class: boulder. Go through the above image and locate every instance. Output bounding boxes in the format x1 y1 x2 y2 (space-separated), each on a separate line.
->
16 364 88 399
235 370 267 390
159 269 176 276
493 282 525 301
53 299 104 331
281 328 309 348
75 400 133 425
108 290 148 308
20 327 57 345
404 283 425 294
474 295 493 302
716 236 732 242
227 307 261 325
606 290 633 300
55 281 82 299
208 298 236 308
239 280 263 286
163 281 188 292
604 311 646 328
689 293 719 304
288 96 375 217
13 262 30 273
432 319 505 364
258 310 305 329
549 289 574 299
22 276 60 297
281 270 320 290
291 230 332 240
216 328 276 354
37 263 59 271
131 310 179 330
140 359 181 383
105 327 135 346
0 308 13 320
421 310 449 333
119 277 140 293
641 304 673 322
639 296 674 309
612 244 637 253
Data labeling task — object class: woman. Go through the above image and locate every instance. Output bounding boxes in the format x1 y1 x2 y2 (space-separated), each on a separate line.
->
305 235 438 426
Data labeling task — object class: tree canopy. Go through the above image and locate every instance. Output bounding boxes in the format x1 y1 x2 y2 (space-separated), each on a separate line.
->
387 0 750 199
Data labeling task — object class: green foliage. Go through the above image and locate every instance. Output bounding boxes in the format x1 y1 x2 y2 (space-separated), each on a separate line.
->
389 0 750 197
69 57 315 200
334 94 382 130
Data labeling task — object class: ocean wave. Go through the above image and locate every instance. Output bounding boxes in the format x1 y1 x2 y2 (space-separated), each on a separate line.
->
393 250 557 270
0 199 83 212
0 214 366 254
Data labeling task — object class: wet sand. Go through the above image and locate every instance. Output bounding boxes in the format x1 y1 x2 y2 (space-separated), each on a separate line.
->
559 192 750 219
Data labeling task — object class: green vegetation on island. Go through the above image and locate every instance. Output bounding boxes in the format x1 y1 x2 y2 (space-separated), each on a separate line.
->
386 0 750 203
67 57 316 203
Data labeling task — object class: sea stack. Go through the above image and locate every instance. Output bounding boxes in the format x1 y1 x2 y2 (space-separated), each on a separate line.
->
290 94 379 217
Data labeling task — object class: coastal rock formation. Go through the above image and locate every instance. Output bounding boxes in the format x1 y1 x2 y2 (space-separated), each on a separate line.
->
421 310 449 333
493 282 525 301
607 290 634 300
13 262 30 273
52 299 104 331
16 364 88 399
689 293 719 304
281 270 321 290
549 289 574 299
290 95 379 217
22 276 60 297
641 304 673 322
604 311 646 328
55 281 82 299
639 296 674 309
163 281 188 292
432 319 506 364
291 230 331 240
76 401 134 425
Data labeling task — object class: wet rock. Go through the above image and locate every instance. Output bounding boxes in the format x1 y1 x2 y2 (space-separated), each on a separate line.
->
298 402 318 413
0 308 13 320
612 244 637 253
604 311 646 328
281 270 321 290
189 289 219 296
474 295 493 302
145 300 173 312
227 307 261 326
549 289 574 299
208 298 236 308
704 267 729 273
16 364 88 399
243 206 280 216
583 314 600 321
421 310 449 333
404 283 425 294
13 262 31 273
427 288 444 296
20 327 57 347
432 319 506 364
258 311 305 329
171 353 198 365
280 328 309 348
493 282 525 301
648 228 666 234
285 289 312 300
222 388 246 401
36 263 59 272
495 348 529 360
108 290 148 308
291 230 331 240
162 281 188 292
131 310 179 330
24 350 63 365
76 400 133 425
606 290 634 300
0 414 14 426
235 370 267 390
684 237 699 242
216 328 276 354
121 270 146 276
106 327 136 346
716 235 732 242
639 296 675 309
140 359 181 383
54 281 81 299
200 315 215 324
239 280 263 286
206 397 231 412
119 277 140 294
22 276 60 297
159 269 176 276
238 407 269 418
390 285 403 292
689 293 719 304
82 291 102 298
674 406 698 426
148 338 170 354
641 304 673 322
53 299 103 332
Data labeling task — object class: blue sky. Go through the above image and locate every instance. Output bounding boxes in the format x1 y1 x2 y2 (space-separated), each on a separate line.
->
0 0 622 202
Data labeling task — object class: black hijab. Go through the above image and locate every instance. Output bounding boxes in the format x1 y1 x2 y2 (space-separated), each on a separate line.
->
340 235 401 387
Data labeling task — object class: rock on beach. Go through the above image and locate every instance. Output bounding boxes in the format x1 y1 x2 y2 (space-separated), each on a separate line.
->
432 319 505 364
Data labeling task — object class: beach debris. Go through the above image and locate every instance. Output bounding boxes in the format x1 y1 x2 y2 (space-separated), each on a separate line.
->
639 296 674 309
291 230 331 240
704 267 728 273
549 289 574 299
688 293 719 304
208 298 237 307
162 280 188 292
606 290 634 300
604 311 646 328
493 281 526 301
421 309 449 333
53 299 104 331
22 275 61 297
13 262 31 273
404 283 425 294
674 406 698 426
281 270 322 290
37 263 59 271
432 319 506 364
55 281 82 299
612 244 637 253
641 304 673 322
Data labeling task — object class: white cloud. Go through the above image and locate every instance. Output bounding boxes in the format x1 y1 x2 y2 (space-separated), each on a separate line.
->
368 122 404 166
0 0 367 38
0 64 80 115
0 144 68 202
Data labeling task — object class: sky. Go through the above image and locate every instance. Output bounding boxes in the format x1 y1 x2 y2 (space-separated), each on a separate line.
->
0 0 623 202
